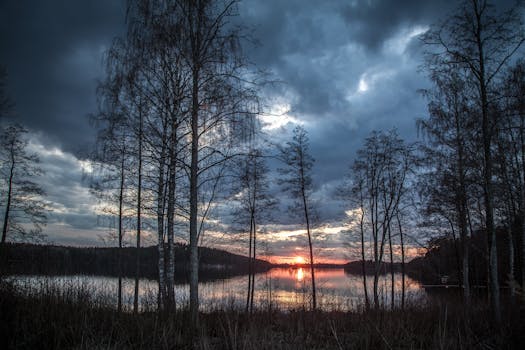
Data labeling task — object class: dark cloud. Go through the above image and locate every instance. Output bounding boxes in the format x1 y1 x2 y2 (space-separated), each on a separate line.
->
342 0 516 51
0 0 520 258
0 0 126 154
340 0 450 51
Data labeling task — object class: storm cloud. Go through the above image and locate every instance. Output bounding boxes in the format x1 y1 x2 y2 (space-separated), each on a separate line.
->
0 0 518 260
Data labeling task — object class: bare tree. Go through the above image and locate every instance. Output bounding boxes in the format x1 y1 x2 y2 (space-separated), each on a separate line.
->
231 148 275 313
499 60 525 294
133 101 144 314
97 1 261 321
422 0 525 323
279 125 317 310
90 99 135 312
350 129 414 309
1 124 47 256
418 67 477 304
342 167 371 309
178 0 261 327
98 0 191 312
92 35 147 310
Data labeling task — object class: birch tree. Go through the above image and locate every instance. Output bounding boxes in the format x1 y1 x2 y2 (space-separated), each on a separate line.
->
418 67 477 304
1 124 47 252
178 0 261 327
231 148 275 313
350 129 414 309
422 0 525 323
498 60 525 296
279 125 317 310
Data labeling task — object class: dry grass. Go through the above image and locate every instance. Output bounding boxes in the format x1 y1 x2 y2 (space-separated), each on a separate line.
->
1 280 524 349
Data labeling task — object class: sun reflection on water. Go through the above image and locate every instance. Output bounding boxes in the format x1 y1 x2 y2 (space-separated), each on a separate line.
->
296 268 304 282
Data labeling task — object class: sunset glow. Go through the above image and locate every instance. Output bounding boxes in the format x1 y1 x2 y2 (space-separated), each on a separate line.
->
293 256 306 265
259 254 351 265
296 267 304 282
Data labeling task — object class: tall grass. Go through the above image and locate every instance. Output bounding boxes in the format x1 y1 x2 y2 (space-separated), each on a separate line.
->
1 279 524 349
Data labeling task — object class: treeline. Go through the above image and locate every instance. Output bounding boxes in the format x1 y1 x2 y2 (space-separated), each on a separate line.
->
409 226 522 287
343 260 404 275
3 243 271 281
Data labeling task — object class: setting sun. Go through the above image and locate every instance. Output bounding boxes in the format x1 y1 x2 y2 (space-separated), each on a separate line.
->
293 256 306 265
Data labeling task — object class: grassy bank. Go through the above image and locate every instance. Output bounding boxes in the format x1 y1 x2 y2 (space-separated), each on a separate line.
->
1 281 524 349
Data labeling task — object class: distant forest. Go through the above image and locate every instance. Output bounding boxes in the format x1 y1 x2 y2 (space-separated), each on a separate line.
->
6 230 518 289
3 243 271 282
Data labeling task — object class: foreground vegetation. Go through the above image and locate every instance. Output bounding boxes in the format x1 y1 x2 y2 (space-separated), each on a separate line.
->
1 281 524 350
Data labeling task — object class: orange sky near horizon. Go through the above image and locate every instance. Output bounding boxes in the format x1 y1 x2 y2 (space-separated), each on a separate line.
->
259 245 426 265
261 255 352 265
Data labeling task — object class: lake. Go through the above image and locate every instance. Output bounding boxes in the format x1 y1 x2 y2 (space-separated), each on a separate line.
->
6 268 426 312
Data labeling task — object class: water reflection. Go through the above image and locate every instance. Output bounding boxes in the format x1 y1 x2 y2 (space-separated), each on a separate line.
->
6 268 425 312
296 267 304 282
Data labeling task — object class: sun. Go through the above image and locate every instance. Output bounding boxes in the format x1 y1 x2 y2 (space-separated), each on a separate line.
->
293 256 306 265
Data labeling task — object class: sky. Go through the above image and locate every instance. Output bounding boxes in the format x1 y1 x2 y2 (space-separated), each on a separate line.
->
0 0 518 263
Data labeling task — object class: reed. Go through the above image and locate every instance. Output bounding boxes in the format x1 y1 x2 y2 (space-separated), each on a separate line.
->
1 279 523 349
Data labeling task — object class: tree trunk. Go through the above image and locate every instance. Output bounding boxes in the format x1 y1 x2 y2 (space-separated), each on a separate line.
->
359 207 370 310
1 150 15 267
508 224 515 298
480 62 501 326
374 220 389 309
134 109 143 314
474 1 500 324
166 124 178 310
454 101 471 304
301 186 316 310
388 224 395 310
189 66 200 329
157 140 167 310
250 213 256 313
2 147 15 246
447 218 463 291
246 215 253 312
250 158 258 313
117 148 125 313
397 214 405 310
371 189 380 309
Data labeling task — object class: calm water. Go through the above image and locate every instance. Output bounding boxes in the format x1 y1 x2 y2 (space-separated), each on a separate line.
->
7 268 426 312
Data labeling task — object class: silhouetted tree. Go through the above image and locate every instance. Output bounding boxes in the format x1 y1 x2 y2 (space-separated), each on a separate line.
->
231 148 275 313
350 129 414 309
97 0 190 312
90 92 135 312
133 98 144 314
1 124 47 254
98 1 262 322
418 67 477 304
279 125 317 310
498 59 525 294
356 182 370 309
422 0 525 322
178 0 261 328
